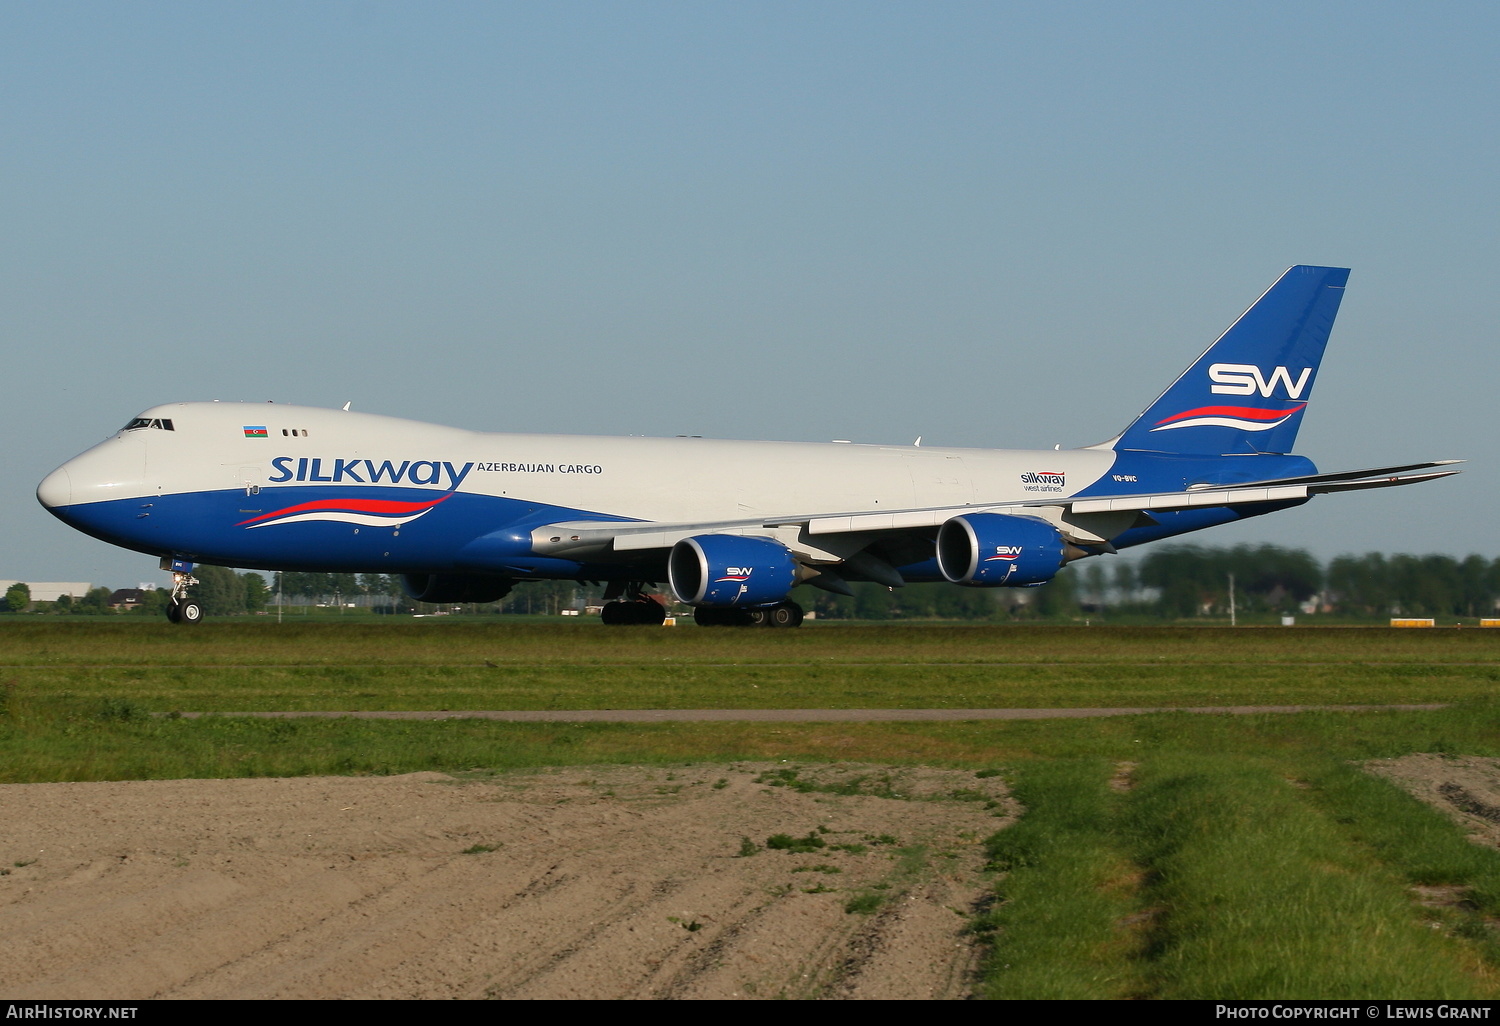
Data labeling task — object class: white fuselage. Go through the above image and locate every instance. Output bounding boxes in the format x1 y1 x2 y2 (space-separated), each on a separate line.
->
41 401 1120 523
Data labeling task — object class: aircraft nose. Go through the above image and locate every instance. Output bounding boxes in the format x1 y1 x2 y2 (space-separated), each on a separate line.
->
37 465 73 510
36 435 148 526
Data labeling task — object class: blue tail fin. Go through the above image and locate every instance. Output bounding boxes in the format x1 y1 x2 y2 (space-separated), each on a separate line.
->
1112 265 1349 455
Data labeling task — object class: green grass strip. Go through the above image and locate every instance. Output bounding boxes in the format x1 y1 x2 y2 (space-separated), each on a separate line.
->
8 621 1500 668
978 758 1142 999
1306 762 1500 907
1301 760 1500 971
5 694 1500 785
1125 754 1491 999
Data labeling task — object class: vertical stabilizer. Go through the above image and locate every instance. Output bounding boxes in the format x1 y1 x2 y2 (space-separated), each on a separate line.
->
1112 265 1348 455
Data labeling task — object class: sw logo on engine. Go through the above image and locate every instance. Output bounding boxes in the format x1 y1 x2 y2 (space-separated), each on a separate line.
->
984 546 1024 562
1208 363 1312 399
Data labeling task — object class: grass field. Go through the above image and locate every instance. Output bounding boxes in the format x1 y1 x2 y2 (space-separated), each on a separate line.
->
5 619 1500 711
4 619 1500 998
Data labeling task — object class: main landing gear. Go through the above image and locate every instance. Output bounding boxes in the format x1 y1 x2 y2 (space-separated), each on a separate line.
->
597 581 805 627
693 600 804 628
599 581 668 625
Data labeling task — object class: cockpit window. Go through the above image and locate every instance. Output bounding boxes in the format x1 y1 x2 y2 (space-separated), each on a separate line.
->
123 418 175 432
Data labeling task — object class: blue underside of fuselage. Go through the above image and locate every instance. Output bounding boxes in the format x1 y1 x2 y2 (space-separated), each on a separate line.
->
50 486 642 579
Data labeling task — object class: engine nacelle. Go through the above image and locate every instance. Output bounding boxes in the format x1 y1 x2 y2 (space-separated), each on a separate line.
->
936 513 1066 587
668 535 799 607
401 573 515 604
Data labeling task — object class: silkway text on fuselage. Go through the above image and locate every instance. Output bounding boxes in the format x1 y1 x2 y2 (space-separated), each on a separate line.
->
268 458 473 489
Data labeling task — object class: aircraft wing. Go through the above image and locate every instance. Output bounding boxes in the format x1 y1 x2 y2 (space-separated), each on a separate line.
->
529 461 1460 560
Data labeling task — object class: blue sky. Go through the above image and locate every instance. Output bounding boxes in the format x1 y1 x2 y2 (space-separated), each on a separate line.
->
3 1 1496 588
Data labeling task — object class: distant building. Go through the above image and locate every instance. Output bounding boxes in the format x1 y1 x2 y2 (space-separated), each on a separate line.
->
109 589 147 610
0 581 92 603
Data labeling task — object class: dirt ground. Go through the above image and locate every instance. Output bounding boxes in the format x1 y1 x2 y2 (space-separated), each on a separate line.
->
1 763 1013 1000
13 754 1496 1001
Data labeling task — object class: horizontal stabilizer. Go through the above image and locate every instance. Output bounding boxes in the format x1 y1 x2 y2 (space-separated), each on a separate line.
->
1063 465 1460 516
1306 469 1462 494
1229 460 1464 488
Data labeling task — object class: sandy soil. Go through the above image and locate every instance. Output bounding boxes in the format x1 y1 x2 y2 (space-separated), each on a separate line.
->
1366 753 1500 852
1 763 1013 1000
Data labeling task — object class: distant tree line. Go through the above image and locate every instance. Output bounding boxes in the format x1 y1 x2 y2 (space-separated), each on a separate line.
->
5 546 1499 620
50 587 125 615
809 544 1500 621
1069 545 1500 620
5 583 125 615
1 568 269 617
0 571 598 617
269 573 589 615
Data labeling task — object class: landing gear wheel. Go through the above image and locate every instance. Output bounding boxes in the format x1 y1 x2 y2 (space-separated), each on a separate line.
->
767 601 804 628
173 600 205 625
165 602 181 623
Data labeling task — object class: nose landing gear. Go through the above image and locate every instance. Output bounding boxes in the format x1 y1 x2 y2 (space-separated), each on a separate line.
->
161 557 203 625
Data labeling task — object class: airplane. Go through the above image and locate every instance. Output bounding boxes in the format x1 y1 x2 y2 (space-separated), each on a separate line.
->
37 265 1459 626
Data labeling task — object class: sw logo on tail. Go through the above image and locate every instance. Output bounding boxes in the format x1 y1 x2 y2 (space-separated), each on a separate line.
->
1208 363 1314 399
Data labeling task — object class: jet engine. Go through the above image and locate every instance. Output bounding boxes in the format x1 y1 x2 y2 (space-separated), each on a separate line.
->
668 535 799 607
401 573 515 604
936 513 1067 587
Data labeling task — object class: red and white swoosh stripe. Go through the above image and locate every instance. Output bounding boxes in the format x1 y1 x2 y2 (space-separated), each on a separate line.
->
1150 404 1306 432
237 494 452 529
